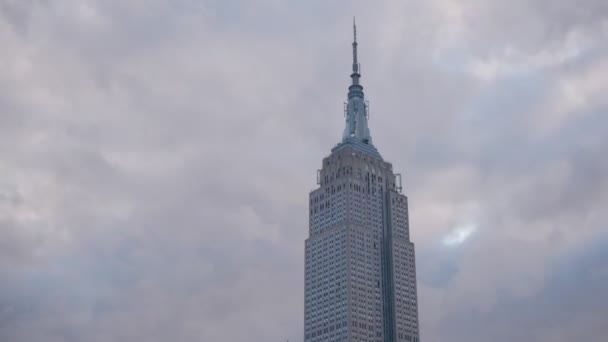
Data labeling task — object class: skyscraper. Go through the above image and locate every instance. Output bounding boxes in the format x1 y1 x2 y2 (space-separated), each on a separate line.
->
304 22 421 342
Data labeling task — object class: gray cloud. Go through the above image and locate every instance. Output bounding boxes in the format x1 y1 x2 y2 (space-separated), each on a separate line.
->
0 0 607 341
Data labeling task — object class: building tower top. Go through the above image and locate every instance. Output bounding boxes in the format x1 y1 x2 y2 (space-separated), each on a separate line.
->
342 18 373 145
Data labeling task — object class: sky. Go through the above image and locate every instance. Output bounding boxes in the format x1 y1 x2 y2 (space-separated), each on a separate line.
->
1 0 607 341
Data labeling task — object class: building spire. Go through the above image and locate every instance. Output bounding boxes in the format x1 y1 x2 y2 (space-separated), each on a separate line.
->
342 19 372 144
353 17 358 74
352 17 359 81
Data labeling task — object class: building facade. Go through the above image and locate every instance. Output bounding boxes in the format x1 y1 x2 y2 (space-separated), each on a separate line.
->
304 23 420 342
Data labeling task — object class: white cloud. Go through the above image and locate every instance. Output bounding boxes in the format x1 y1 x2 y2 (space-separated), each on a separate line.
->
443 222 476 246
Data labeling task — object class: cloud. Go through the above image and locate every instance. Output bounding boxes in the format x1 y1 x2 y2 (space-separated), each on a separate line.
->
0 0 607 341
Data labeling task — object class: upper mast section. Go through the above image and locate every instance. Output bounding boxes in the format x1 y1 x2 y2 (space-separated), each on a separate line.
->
352 17 360 84
342 18 372 144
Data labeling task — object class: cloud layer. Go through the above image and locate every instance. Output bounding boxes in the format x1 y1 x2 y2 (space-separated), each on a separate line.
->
1 1 607 341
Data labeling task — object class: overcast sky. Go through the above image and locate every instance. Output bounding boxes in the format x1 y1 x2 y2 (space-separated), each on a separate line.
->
1 0 607 341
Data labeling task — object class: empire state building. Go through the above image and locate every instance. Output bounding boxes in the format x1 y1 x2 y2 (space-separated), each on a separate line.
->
304 23 421 342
